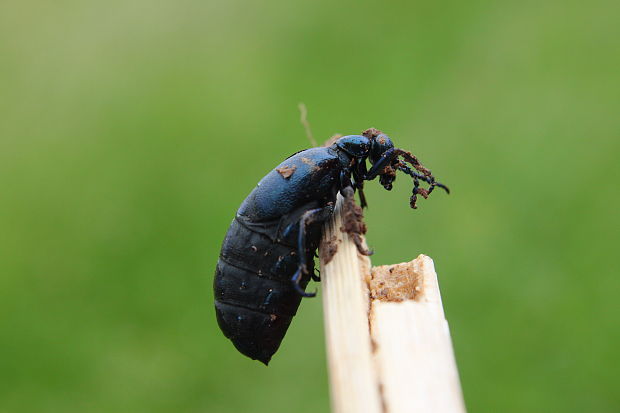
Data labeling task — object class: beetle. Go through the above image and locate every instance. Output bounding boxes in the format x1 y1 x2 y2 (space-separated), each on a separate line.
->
214 128 448 365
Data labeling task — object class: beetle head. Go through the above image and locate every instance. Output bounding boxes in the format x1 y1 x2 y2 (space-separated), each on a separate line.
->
361 128 449 208
373 134 397 190
362 129 396 190
369 133 394 165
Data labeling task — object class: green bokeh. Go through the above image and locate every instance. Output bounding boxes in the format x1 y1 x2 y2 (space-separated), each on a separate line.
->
1 1 618 412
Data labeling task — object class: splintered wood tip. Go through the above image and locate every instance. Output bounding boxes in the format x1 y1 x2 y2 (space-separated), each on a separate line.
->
369 257 425 302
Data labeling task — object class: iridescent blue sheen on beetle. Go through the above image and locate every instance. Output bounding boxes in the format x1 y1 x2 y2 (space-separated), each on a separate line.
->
214 128 448 364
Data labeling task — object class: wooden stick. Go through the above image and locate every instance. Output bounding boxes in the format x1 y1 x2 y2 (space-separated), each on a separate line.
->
319 194 383 413
319 195 466 413
370 257 467 413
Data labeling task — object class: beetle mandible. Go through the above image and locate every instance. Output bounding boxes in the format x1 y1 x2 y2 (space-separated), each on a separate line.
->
214 128 449 365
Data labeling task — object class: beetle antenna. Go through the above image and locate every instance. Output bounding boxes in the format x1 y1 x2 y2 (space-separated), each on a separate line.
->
298 102 318 147
397 163 449 193
398 162 449 197
393 148 433 176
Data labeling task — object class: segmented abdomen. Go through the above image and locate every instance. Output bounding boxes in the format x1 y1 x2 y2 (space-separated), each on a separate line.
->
214 217 312 365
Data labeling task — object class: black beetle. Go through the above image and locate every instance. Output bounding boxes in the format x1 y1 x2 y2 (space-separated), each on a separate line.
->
214 128 448 365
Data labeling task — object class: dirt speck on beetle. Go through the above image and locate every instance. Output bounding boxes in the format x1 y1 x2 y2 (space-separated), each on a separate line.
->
276 165 296 178
362 127 382 139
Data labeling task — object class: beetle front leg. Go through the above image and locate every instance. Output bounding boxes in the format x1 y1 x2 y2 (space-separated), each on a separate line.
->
339 169 366 205
339 168 354 195
352 161 368 208
291 205 334 297
338 177 374 257
354 180 367 209
312 268 320 282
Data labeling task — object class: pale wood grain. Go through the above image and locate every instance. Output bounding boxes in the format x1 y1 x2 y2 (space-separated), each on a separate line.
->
319 194 466 413
370 256 467 413
319 194 383 413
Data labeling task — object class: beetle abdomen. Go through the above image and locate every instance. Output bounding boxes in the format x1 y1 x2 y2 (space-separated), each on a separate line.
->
214 218 312 364
214 259 304 318
214 301 294 365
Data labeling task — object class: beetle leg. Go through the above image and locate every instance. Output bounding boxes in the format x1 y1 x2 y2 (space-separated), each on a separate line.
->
411 176 420 209
352 161 368 208
357 157 368 178
292 205 334 297
312 268 321 282
396 163 449 209
365 148 397 180
340 169 368 207
292 269 315 297
398 164 450 194
356 182 368 209
339 169 353 193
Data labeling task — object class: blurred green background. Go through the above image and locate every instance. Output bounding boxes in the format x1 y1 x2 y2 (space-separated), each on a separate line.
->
1 0 619 412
